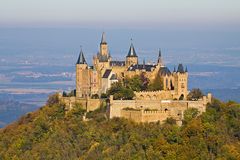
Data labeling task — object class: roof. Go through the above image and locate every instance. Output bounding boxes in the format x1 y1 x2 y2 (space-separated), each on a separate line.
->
76 49 87 64
110 61 125 66
177 64 185 73
159 66 171 76
101 32 107 44
102 69 112 78
157 49 163 64
127 43 137 57
97 53 109 62
127 64 156 72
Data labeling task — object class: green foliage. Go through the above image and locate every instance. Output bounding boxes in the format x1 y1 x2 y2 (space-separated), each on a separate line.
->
62 90 76 97
91 94 99 99
100 93 107 99
124 75 148 92
46 93 60 106
183 108 199 124
187 88 204 100
107 82 135 100
147 74 163 91
1 98 240 159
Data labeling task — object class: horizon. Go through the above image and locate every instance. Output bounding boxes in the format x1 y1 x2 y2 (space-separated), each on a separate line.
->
0 0 240 30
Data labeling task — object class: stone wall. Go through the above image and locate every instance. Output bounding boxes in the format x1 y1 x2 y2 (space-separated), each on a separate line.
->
134 90 174 100
109 93 212 123
121 109 171 123
59 94 102 112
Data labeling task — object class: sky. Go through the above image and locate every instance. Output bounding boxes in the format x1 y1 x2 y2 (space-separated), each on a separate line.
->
0 0 240 30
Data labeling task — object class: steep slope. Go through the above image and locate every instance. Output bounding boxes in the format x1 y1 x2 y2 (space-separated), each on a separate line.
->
0 95 240 160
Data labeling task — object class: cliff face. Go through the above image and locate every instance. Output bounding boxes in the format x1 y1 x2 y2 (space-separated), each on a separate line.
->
0 95 240 160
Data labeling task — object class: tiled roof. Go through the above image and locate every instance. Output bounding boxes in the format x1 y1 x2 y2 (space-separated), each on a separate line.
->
177 64 185 73
159 66 171 76
127 64 156 72
76 49 87 64
110 61 125 66
127 43 137 57
102 69 112 78
101 32 107 44
97 53 109 62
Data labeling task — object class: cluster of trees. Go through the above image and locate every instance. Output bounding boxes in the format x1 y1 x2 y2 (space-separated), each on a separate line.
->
107 74 163 100
0 94 240 159
187 88 204 100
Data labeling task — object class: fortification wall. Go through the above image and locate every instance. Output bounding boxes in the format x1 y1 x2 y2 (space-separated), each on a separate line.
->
121 110 142 122
109 98 136 118
109 94 212 123
59 95 101 112
121 109 171 123
135 90 174 100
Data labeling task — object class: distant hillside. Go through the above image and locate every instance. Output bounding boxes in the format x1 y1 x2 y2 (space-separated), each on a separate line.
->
0 98 38 128
0 95 240 159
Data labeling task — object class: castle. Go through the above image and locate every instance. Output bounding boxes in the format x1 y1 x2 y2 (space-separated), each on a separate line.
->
59 32 212 125
76 32 188 100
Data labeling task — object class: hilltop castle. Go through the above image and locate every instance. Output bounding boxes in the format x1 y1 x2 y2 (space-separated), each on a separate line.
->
76 32 188 100
60 32 212 125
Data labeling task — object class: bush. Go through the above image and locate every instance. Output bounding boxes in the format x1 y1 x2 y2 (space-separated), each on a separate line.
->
91 94 99 99
46 93 60 106
187 88 204 100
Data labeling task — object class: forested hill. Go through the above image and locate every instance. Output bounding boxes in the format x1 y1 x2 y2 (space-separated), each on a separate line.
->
0 95 240 159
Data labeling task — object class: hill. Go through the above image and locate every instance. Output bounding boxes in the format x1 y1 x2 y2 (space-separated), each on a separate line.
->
0 99 38 128
0 95 240 159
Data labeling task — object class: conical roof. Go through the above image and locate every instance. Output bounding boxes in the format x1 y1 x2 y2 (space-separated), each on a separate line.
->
157 49 163 64
177 64 185 73
127 43 137 57
101 32 107 44
76 48 87 64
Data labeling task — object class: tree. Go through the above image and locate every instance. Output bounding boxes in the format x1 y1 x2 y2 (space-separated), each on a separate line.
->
46 93 60 106
187 88 204 100
183 108 199 124
148 75 163 91
107 82 135 100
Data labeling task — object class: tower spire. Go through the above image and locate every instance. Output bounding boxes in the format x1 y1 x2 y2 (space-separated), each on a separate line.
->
157 48 163 66
101 32 107 44
127 39 137 57
76 47 87 64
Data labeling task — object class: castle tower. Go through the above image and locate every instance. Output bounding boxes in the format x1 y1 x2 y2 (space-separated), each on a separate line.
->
76 48 91 98
126 42 138 67
93 32 111 71
173 64 188 100
100 32 109 58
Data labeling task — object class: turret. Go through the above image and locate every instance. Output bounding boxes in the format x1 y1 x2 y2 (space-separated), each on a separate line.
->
173 64 188 100
100 32 109 58
76 48 90 98
126 41 138 67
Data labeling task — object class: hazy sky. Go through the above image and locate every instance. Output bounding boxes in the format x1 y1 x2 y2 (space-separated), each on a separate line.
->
0 0 240 29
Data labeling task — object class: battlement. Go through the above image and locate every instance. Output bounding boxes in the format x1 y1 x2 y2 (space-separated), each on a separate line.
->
109 93 212 124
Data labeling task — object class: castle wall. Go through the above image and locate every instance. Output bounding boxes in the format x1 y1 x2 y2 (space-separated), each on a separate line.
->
135 90 173 100
121 109 171 123
109 94 211 123
59 95 102 112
